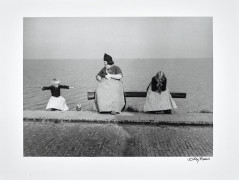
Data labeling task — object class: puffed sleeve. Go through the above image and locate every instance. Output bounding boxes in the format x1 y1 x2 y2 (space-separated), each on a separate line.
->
114 65 123 75
97 67 107 78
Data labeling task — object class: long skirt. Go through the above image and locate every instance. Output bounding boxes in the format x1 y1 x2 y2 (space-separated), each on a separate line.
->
46 96 69 111
144 86 177 112
95 78 125 113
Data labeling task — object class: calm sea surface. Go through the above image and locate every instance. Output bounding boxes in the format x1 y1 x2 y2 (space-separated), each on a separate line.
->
23 58 213 112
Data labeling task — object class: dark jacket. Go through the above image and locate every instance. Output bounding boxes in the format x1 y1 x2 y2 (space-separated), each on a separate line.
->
147 77 167 92
42 85 69 97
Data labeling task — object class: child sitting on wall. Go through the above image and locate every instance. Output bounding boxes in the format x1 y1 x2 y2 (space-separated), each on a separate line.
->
144 71 177 114
41 78 74 111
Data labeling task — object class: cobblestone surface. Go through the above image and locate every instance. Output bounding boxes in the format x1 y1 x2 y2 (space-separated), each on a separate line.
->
24 122 213 157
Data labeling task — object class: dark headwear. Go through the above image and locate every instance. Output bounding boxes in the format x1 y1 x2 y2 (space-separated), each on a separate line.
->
104 53 114 65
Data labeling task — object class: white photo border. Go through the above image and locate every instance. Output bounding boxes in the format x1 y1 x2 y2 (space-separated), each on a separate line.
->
0 0 239 179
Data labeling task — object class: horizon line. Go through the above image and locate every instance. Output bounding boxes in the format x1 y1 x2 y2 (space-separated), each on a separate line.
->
23 57 213 60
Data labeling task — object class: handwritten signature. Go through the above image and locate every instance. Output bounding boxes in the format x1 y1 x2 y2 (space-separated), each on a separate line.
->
187 157 210 163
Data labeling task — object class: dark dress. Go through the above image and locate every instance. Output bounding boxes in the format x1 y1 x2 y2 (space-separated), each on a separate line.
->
42 85 69 111
42 85 69 97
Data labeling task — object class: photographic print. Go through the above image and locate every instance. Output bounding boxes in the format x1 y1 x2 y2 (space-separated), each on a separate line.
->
23 17 213 157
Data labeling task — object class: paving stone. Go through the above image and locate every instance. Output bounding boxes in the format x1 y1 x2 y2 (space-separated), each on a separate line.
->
24 122 213 157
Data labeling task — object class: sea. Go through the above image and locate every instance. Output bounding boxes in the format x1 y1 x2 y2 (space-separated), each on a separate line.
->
23 58 213 113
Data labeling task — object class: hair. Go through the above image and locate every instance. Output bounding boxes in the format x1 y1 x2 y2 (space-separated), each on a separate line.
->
155 71 166 81
51 78 59 86
108 61 114 65
106 61 114 65
148 71 167 92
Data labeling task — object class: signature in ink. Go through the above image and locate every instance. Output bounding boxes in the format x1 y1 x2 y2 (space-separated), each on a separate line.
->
188 157 210 163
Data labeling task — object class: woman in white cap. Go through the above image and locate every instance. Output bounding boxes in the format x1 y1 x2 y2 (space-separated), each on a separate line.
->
95 53 125 115
41 78 74 111
144 71 177 114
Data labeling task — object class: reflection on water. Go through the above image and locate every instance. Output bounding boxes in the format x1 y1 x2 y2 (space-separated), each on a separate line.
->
23 58 213 112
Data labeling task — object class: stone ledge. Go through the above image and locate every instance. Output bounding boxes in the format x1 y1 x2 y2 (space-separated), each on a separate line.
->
23 110 213 126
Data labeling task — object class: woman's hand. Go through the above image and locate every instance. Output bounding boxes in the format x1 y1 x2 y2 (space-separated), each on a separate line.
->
105 74 112 80
69 86 74 89
96 75 102 81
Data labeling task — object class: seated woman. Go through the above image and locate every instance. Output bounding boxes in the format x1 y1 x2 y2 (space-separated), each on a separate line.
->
95 53 125 115
144 71 177 114
41 78 74 111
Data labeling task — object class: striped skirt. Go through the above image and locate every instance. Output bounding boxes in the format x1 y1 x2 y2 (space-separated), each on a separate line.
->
95 78 125 113
46 96 69 111
144 85 177 112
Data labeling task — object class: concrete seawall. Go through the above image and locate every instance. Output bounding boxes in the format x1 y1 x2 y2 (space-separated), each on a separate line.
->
23 110 213 125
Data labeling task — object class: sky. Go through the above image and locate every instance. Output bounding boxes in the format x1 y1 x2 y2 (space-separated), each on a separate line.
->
23 17 213 59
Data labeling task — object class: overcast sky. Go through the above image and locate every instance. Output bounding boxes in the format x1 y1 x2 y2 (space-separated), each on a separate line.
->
23 17 212 59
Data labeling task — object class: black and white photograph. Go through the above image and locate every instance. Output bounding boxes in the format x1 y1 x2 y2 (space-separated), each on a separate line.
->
1 0 239 179
23 17 213 157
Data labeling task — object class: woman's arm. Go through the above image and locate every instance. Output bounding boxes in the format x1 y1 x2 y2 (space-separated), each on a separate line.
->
96 68 106 81
106 73 123 80
105 66 123 80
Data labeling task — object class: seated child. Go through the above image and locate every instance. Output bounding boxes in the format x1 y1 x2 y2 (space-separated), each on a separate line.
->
41 78 74 111
143 71 177 114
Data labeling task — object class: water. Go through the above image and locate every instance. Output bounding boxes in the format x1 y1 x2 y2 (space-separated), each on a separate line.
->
23 58 213 112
